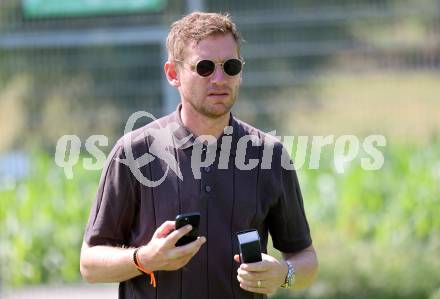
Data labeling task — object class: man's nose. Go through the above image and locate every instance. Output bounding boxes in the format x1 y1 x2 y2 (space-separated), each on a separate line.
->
210 64 227 84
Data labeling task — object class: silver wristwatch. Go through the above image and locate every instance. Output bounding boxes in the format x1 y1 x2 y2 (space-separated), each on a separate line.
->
281 260 296 288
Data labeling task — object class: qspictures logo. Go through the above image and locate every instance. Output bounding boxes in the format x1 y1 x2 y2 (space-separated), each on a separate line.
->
54 111 387 187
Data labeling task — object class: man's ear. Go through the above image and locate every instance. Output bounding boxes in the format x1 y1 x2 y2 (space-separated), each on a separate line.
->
164 61 180 87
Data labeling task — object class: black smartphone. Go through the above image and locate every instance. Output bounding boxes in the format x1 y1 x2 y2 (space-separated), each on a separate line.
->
236 229 262 263
175 212 200 246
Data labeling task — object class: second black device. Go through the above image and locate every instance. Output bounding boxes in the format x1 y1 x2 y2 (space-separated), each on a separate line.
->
236 229 262 263
175 212 200 246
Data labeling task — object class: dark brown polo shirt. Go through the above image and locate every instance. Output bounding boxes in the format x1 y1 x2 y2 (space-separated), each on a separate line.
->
84 105 312 299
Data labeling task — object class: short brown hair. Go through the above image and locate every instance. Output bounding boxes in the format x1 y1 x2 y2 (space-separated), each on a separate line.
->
166 12 242 61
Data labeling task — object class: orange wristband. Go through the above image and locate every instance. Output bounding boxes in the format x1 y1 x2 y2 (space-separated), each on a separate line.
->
133 247 156 287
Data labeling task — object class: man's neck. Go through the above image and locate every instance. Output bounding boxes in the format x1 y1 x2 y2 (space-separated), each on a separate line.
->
180 104 230 139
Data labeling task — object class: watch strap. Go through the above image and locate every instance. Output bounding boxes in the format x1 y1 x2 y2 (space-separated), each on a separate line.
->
281 260 295 288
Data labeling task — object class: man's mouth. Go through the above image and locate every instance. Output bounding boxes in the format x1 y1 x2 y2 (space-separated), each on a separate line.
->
207 91 229 97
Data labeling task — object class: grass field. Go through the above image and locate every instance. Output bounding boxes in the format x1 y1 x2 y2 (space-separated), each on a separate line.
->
281 71 440 143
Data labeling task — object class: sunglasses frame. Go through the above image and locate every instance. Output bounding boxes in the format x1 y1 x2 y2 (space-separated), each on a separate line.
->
175 58 245 77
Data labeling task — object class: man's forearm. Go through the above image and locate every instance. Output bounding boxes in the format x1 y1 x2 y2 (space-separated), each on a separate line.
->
80 242 140 283
282 245 318 290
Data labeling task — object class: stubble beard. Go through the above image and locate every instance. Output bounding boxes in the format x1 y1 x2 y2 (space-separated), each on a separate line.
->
193 86 239 119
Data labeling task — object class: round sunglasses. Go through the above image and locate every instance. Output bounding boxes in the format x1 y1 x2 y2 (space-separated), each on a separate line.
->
176 58 245 77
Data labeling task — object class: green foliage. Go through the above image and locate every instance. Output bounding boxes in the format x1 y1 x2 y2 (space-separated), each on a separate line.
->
289 139 440 299
0 152 100 287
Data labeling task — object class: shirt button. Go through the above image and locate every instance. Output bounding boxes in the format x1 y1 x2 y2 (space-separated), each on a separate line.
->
204 166 211 173
205 185 212 193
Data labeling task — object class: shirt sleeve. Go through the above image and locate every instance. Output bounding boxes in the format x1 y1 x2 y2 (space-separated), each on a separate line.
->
83 142 139 247
267 143 312 253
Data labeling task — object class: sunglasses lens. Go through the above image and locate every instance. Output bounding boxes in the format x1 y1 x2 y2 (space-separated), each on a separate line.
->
196 60 215 77
223 59 242 76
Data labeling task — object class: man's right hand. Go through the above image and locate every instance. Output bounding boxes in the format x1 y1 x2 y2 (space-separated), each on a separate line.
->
137 220 206 272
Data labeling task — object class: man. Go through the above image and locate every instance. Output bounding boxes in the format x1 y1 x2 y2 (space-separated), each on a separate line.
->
80 12 318 299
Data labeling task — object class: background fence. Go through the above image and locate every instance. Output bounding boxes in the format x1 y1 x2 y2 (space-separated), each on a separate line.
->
2 0 439 149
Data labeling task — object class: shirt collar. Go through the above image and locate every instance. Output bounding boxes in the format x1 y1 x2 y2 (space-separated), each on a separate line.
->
170 104 241 155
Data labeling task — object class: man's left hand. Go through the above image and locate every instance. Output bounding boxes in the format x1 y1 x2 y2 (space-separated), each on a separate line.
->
234 253 288 294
